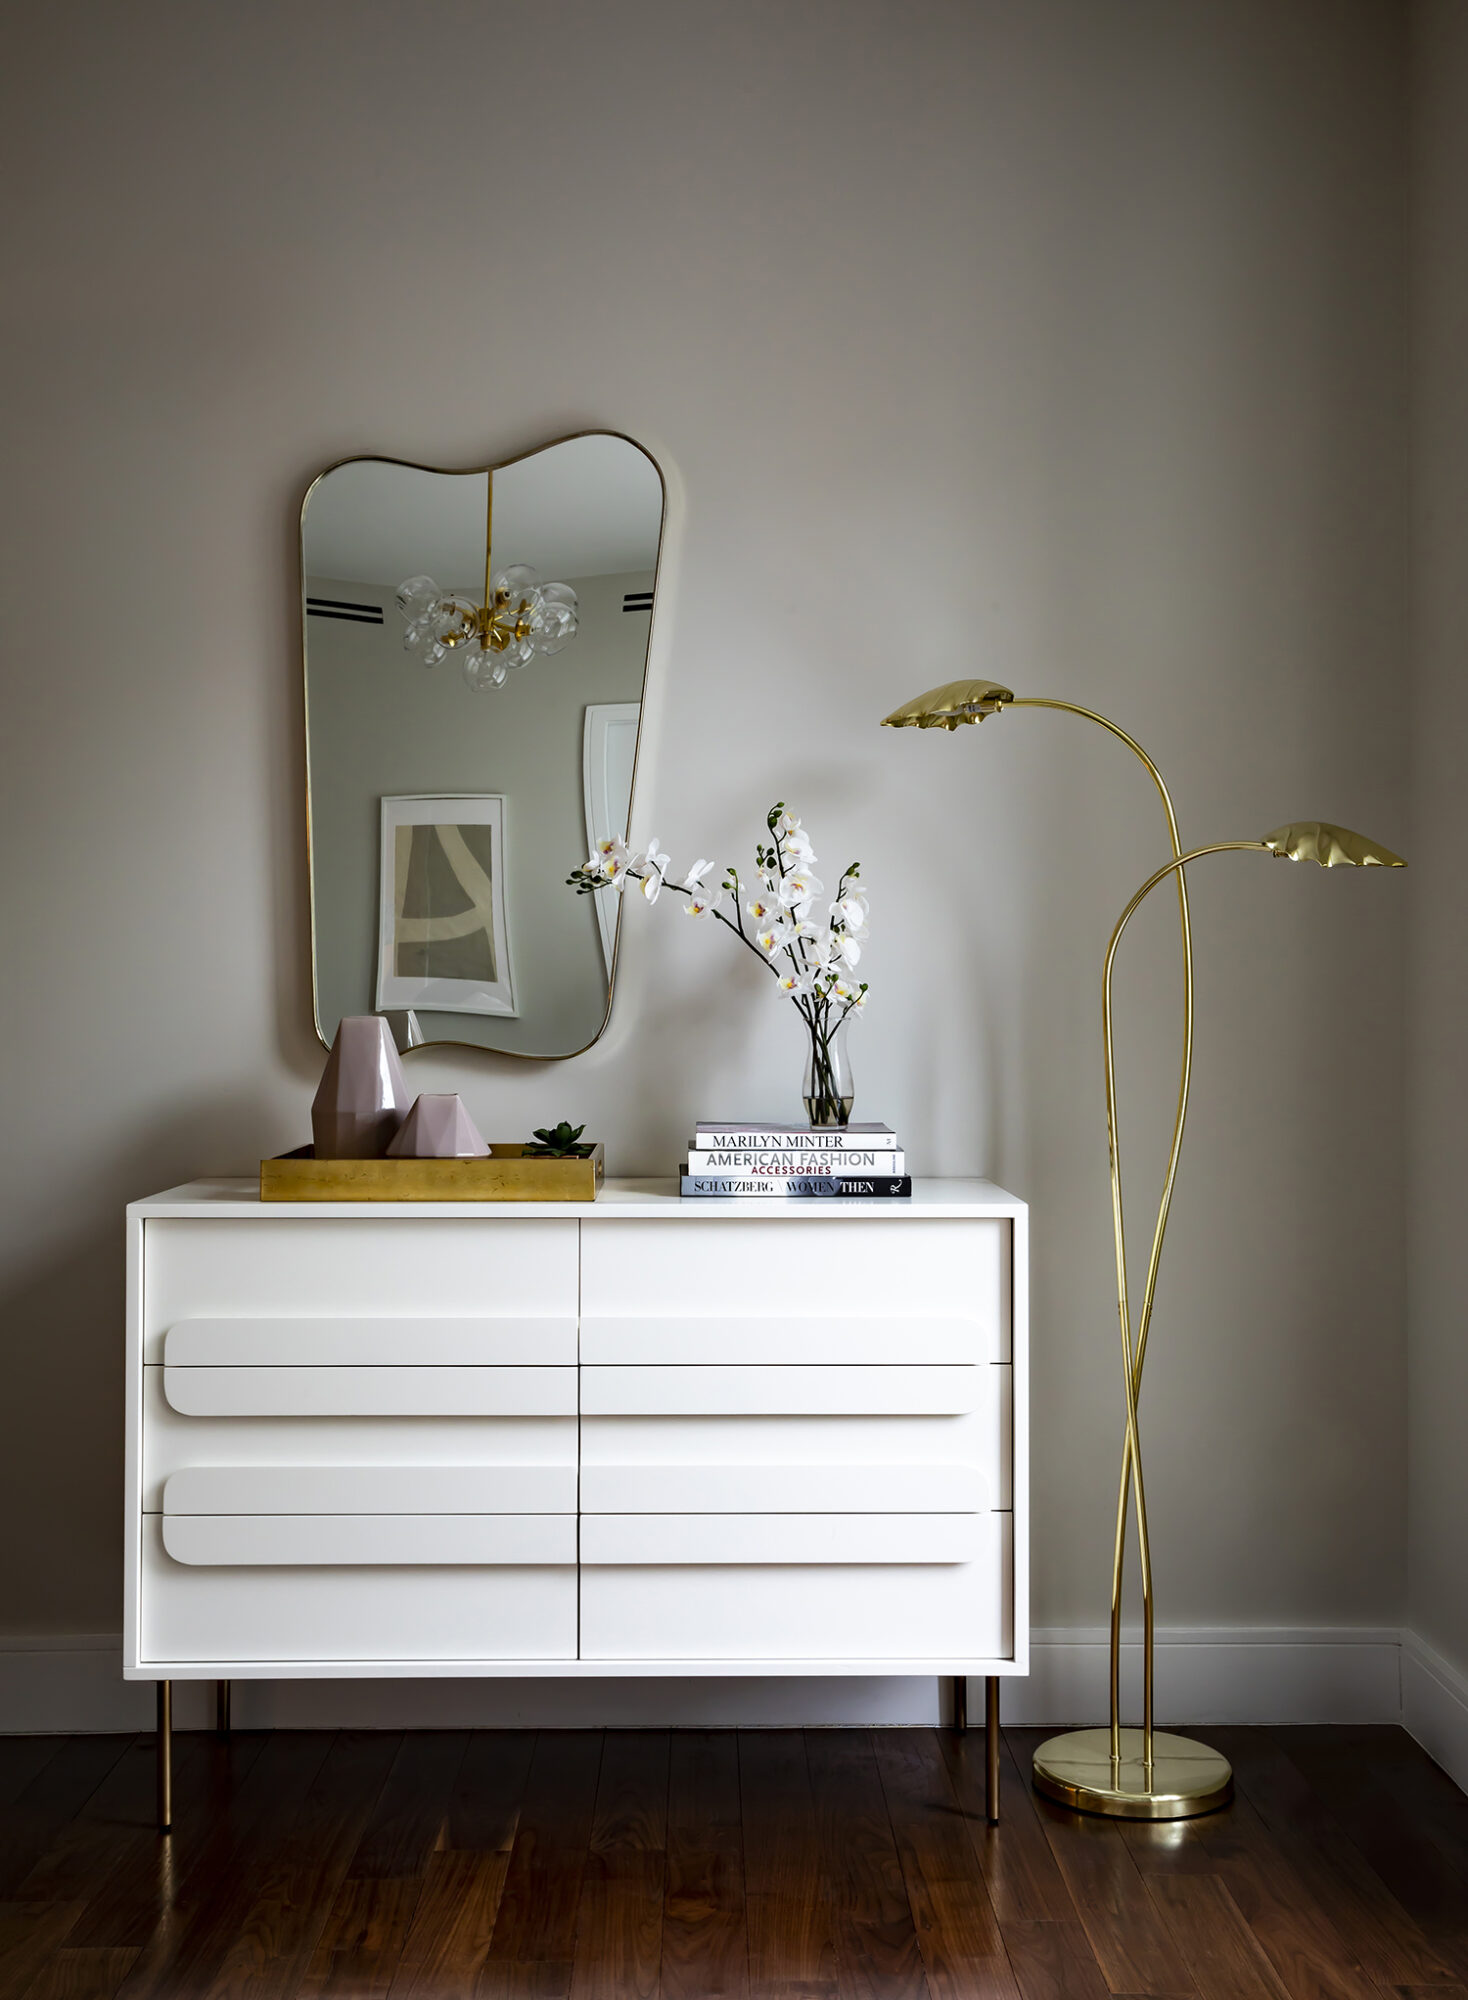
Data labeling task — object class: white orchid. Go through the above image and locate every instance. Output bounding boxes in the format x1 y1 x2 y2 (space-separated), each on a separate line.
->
777 965 818 997
832 888 869 933
778 867 823 913
566 805 869 1125
640 837 671 903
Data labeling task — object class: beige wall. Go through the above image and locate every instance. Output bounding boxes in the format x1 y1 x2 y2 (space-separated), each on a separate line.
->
0 0 1409 1655
1408 0 1468 1685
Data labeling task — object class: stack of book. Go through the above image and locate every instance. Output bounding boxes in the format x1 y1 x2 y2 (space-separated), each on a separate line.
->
680 1120 911 1198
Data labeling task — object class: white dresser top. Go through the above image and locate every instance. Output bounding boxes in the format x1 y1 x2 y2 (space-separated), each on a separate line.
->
130 1177 1027 1221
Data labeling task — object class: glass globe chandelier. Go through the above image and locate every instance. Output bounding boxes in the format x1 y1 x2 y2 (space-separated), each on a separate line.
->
395 471 579 691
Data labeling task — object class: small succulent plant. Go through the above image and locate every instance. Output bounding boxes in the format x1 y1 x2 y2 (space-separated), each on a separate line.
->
524 1121 594 1158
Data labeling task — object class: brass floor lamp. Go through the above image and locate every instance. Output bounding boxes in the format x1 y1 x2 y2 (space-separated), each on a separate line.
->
882 682 1405 1818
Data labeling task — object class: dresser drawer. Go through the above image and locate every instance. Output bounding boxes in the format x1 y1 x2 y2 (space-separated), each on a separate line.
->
164 1317 576 1366
160 1365 576 1418
161 1465 575 1515
580 1516 1012 1661
580 1513 981 1565
582 1218 1007 1357
141 1370 575 1512
141 1218 577 1362
580 1365 982 1417
162 1513 576 1566
580 1408 1010 1511
580 1315 984 1365
139 1522 576 1662
579 1460 984 1513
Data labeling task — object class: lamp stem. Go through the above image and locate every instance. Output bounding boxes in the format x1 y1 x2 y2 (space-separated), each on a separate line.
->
1007 699 1191 1762
1100 839 1267 1760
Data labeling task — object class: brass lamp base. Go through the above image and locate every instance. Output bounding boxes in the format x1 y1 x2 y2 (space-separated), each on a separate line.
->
1032 1727 1232 1820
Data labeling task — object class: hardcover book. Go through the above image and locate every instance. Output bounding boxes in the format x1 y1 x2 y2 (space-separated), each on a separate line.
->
686 1148 907 1175
681 1171 913 1199
694 1122 898 1151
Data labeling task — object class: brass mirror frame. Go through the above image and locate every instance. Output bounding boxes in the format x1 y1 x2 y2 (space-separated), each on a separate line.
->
299 428 669 1060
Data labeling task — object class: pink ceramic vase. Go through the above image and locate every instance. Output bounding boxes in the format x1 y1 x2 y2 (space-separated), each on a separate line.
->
387 1094 490 1159
311 1015 410 1159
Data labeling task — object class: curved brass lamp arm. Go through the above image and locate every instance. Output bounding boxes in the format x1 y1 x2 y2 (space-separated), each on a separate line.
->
1101 841 1266 1763
1012 701 1191 1388
1006 699 1194 1755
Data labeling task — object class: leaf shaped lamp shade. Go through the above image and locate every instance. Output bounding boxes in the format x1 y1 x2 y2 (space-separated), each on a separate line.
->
1261 821 1406 868
880 679 1016 729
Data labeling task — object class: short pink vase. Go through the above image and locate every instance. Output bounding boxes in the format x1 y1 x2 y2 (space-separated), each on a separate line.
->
311 1016 409 1159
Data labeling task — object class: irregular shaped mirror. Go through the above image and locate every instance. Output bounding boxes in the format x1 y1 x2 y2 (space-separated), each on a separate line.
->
302 432 664 1057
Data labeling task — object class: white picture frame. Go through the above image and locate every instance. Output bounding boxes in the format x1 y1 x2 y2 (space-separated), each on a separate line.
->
375 795 517 1017
582 703 640 977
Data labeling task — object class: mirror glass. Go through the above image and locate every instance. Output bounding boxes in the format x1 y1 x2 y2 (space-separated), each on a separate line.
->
302 432 664 1057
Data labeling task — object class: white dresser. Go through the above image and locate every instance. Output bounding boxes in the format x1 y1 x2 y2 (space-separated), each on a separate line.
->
125 1177 1027 1820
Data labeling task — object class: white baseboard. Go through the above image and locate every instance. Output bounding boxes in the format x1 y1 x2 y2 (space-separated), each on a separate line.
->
0 1627 1407 1734
1000 1626 1404 1729
1402 1630 1468 1794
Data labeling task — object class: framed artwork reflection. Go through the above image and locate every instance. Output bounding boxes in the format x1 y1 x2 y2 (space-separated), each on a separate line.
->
375 795 517 1017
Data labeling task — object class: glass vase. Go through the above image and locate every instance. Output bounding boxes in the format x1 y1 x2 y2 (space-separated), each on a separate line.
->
802 1014 853 1128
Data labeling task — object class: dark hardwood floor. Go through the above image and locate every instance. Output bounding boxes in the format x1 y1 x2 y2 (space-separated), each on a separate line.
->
0 1724 1464 1998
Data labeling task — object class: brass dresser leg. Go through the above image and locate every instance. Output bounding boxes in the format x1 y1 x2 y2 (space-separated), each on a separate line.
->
985 1676 1001 1824
952 1674 968 1731
215 1680 231 1735
156 1681 172 1832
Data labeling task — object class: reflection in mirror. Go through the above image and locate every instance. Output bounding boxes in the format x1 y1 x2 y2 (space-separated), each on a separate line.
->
302 433 664 1058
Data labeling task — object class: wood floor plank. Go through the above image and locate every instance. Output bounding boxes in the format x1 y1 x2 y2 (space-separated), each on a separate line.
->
64 1734 269 1952
348 1735 467 1884
1026 1796 1198 1998
996 1918 1111 2000
740 1731 839 1999
1271 1729 1468 1984
1212 1726 1458 1988
571 1733 668 2000
387 1849 510 1999
15 1948 139 2000
0 1743 134 1900
1145 1876 1294 2000
940 1735 1077 1926
804 1731 928 2000
486 1733 604 1973
660 1733 747 2000
0 1905 87 2000
16 1740 174 1907
443 1734 535 1856
1120 1779 1388 2000
872 1731 1019 2000
111 1731 339 2000
196 1730 402 2000
294 1877 422 2000
0 1747 71 1815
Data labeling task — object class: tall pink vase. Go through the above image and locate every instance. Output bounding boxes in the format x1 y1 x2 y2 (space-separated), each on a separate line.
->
311 1015 410 1159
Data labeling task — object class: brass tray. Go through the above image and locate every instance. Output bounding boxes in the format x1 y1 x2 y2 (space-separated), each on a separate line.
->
260 1142 604 1203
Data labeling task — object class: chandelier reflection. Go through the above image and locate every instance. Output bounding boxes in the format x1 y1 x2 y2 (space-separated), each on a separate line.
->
395 471 578 691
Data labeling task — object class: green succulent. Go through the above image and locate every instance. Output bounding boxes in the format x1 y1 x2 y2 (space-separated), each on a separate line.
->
524 1121 594 1158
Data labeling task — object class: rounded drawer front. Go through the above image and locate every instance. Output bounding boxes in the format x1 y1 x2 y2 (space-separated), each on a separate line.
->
579 1316 989 1366
161 1513 577 1566
162 1464 576 1515
580 1365 982 1417
580 1513 984 1565
163 1317 577 1366
162 1365 577 1418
